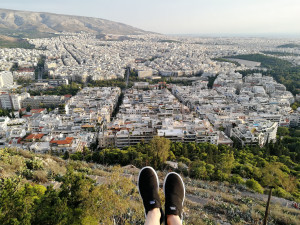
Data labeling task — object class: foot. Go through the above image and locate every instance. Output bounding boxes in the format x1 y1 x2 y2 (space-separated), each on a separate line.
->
163 172 185 221
138 166 164 223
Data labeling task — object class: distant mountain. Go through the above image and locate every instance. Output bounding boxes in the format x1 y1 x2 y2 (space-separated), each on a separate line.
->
0 8 150 36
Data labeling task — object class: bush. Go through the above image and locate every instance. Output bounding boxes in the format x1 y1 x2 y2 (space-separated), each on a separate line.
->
273 187 292 199
21 168 33 179
213 169 229 181
230 175 245 185
246 179 264 193
26 158 43 170
70 152 83 161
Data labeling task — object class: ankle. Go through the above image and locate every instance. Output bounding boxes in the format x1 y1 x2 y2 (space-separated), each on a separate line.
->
147 208 161 217
167 214 181 224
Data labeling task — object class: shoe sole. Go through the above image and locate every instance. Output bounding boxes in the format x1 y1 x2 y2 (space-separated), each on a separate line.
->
137 166 160 218
163 172 185 220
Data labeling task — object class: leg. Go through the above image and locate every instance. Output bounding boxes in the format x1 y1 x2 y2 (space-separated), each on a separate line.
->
145 208 161 225
166 215 182 225
164 172 185 225
138 166 164 224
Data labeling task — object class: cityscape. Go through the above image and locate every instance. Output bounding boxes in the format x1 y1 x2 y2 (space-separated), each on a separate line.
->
1 33 299 152
0 2 299 225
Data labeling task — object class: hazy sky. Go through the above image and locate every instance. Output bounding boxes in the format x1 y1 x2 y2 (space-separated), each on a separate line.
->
1 0 300 35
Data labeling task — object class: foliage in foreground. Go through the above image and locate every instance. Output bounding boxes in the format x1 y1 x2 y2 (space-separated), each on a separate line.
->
0 166 143 225
1 147 299 225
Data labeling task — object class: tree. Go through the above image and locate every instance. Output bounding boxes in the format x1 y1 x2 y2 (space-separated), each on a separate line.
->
32 186 69 225
0 178 38 225
261 162 297 193
277 127 289 137
19 109 23 118
63 151 70 160
149 136 170 169
10 62 19 72
26 105 31 112
217 151 235 175
190 160 208 179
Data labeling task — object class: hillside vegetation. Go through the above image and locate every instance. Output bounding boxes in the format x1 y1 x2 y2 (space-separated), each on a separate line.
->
1 147 300 225
85 130 300 200
0 144 299 224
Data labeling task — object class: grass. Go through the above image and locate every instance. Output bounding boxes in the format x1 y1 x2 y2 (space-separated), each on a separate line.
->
0 36 35 49
269 204 300 225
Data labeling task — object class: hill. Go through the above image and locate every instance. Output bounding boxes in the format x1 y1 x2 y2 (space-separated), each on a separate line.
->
0 8 150 37
0 147 299 224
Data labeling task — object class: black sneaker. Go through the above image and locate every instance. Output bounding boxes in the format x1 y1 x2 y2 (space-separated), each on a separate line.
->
163 172 185 221
138 166 164 223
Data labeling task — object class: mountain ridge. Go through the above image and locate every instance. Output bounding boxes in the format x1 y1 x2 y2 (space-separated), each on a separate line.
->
0 8 151 35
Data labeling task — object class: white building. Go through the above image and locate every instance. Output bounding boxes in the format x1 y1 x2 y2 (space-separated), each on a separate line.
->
0 92 25 110
0 71 13 88
0 92 12 109
231 121 278 147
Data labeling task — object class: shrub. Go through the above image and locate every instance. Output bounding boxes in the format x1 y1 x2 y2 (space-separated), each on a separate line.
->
25 158 43 170
213 169 229 181
22 168 33 179
273 187 292 199
246 179 264 193
230 174 245 185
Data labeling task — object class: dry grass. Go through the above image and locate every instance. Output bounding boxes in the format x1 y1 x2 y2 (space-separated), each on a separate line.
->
32 170 48 183
269 204 300 225
90 168 109 177
43 157 66 176
184 200 208 225
220 192 240 205
18 149 33 159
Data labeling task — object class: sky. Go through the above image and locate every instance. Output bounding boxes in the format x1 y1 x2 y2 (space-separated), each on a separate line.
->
1 0 300 36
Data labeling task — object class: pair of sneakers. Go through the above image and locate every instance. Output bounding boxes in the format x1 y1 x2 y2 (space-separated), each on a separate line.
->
137 166 185 224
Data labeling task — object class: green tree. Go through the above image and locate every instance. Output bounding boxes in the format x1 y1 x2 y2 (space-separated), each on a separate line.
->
0 178 39 225
149 136 170 169
26 105 31 112
32 186 69 225
217 151 235 175
277 127 290 137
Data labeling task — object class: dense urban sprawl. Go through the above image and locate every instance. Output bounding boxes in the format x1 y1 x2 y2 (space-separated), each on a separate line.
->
0 33 300 153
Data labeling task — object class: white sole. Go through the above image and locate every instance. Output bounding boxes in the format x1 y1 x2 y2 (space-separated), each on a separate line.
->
163 172 185 220
137 166 160 218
